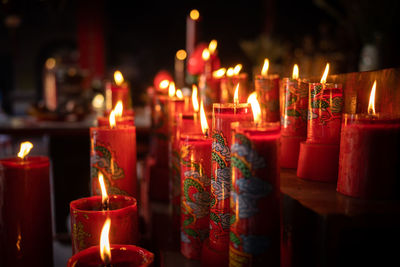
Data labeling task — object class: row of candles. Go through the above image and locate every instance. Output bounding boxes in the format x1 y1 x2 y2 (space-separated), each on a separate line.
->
149 42 400 265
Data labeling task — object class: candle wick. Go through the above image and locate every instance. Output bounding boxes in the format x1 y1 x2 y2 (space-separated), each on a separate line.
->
102 198 110 211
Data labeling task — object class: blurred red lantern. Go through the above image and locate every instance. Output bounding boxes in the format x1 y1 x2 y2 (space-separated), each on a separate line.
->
153 70 173 92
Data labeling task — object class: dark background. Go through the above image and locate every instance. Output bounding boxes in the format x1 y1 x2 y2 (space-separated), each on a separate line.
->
1 0 400 112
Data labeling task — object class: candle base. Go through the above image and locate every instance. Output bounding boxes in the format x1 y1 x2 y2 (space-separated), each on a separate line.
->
201 239 229 267
280 135 305 169
297 142 340 182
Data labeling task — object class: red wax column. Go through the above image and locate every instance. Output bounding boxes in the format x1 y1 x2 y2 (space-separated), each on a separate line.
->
280 78 309 168
170 113 201 230
90 125 137 198
255 74 280 122
180 133 212 260
220 73 249 104
230 122 281 266
297 83 343 182
70 195 138 254
0 156 53 267
208 103 252 256
97 116 135 127
200 75 222 110
67 244 154 267
337 114 400 199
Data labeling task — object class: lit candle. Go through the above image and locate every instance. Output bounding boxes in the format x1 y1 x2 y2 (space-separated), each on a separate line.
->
98 101 135 127
297 63 344 182
229 96 281 266
70 195 138 254
280 64 309 168
180 101 212 260
202 86 252 263
254 58 280 122
68 218 153 266
175 49 187 88
90 109 137 198
337 81 400 199
105 70 132 112
0 142 53 267
186 9 200 57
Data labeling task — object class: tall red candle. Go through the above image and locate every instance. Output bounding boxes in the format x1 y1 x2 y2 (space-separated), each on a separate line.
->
180 133 212 259
230 121 280 266
0 147 53 267
206 103 252 261
280 68 309 168
220 72 249 104
70 195 138 254
90 124 137 198
68 244 154 267
105 70 131 111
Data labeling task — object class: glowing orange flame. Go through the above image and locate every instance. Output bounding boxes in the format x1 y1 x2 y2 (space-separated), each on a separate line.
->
234 83 239 105
320 63 329 83
212 68 226 78
247 92 261 124
100 218 112 265
114 71 124 86
226 67 234 77
168 82 176 97
45 58 56 70
292 64 299 79
18 141 33 159
200 101 209 136
202 48 210 61
109 110 116 128
159 80 170 89
114 101 123 118
261 58 269 77
190 9 200 20
192 85 199 112
176 89 183 99
233 64 242 75
176 50 187 60
208 40 217 55
368 80 377 115
98 173 108 206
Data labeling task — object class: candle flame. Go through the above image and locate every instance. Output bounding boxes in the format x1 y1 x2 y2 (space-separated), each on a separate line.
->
190 9 200 21
247 92 261 124
17 141 33 159
292 64 299 79
176 89 183 99
168 81 176 97
368 80 377 115
109 110 116 128
320 63 329 83
192 85 199 112
233 64 242 76
45 58 56 70
176 49 187 60
159 80 170 89
98 173 108 208
226 67 234 77
202 48 210 61
261 58 269 77
208 40 217 55
114 101 123 118
212 68 226 78
234 83 239 105
200 100 209 136
114 70 124 86
100 218 112 265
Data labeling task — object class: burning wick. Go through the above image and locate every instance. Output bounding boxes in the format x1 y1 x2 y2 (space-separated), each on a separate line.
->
368 80 377 117
100 218 112 266
233 83 239 114
200 100 209 138
18 141 33 160
98 173 109 211
247 92 262 126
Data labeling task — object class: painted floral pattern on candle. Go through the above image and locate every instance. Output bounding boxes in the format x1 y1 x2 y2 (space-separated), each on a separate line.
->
210 131 231 246
229 133 272 266
180 144 211 259
307 83 343 144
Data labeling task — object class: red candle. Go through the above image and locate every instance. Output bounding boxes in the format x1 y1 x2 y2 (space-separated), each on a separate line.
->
98 101 135 127
186 9 200 58
297 63 344 182
90 113 137 198
0 142 53 267
70 195 138 254
280 64 309 168
255 59 280 122
205 101 252 260
230 121 281 266
220 66 249 104
68 245 154 267
337 81 400 199
180 102 212 260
